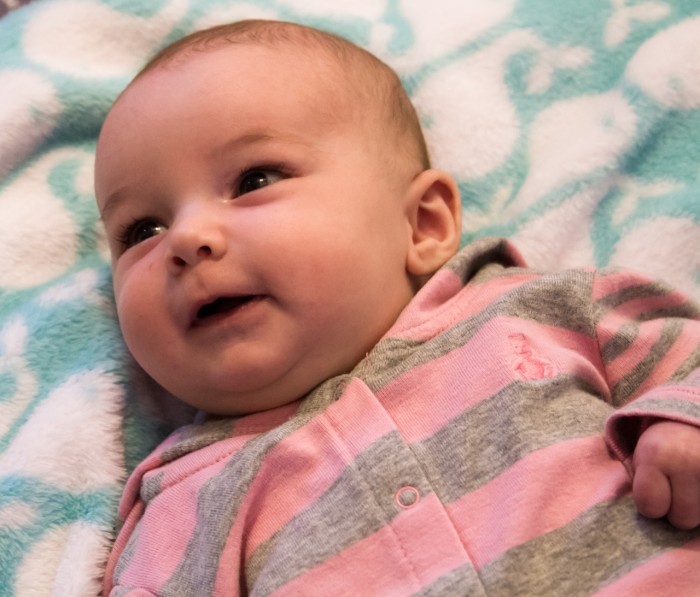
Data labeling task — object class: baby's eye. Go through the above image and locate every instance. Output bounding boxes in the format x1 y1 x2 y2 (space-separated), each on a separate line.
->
119 219 166 249
238 169 286 196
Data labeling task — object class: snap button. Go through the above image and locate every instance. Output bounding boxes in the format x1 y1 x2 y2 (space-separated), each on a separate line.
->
395 486 420 509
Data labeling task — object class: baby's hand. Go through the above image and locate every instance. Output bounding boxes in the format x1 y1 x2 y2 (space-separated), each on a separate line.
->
632 421 700 529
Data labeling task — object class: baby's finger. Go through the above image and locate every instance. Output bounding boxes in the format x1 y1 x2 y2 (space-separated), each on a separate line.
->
632 463 671 519
667 474 700 530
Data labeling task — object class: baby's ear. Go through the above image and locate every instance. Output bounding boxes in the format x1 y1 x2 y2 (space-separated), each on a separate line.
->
405 169 462 277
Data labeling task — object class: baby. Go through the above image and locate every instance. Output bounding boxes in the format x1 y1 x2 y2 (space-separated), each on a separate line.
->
96 20 700 596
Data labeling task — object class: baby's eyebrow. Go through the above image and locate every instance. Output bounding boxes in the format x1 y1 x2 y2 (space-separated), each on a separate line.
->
210 129 311 159
99 186 131 224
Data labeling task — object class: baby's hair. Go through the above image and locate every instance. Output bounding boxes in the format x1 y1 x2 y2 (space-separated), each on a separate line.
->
134 19 431 170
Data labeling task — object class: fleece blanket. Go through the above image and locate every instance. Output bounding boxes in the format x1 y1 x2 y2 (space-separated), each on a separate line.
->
1 0 699 594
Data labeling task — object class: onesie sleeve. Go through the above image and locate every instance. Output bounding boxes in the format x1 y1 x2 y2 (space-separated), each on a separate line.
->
590 268 700 461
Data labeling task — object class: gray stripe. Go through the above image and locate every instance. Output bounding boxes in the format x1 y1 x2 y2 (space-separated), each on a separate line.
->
113 517 143 587
247 430 435 595
600 321 639 363
596 280 673 310
161 380 341 597
360 271 597 394
672 342 700 383
111 587 140 597
140 470 163 504
611 318 684 405
480 496 700 596
595 277 700 320
412 376 612 503
410 564 487 597
160 418 237 464
504 269 596 335
638 303 700 321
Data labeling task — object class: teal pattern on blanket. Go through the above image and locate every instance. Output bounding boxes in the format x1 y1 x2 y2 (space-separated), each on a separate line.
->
0 0 698 594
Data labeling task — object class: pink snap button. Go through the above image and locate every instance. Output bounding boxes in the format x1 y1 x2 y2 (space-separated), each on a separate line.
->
395 486 420 509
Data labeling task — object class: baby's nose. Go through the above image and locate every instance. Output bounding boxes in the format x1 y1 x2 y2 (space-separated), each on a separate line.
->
167 209 226 270
171 244 214 268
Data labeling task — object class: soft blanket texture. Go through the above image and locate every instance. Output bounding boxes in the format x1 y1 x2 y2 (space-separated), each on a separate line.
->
0 0 698 594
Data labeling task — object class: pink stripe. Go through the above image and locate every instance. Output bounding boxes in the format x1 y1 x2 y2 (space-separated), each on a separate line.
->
116 455 232 590
688 368 700 384
594 536 700 596
267 493 469 596
645 384 700 405
377 316 608 443
601 318 665 389
390 239 529 339
213 379 397 589
154 404 298 490
104 500 146 594
633 321 700 397
592 270 651 301
447 434 630 569
117 405 298 519
110 411 285 591
159 433 250 488
604 290 692 322
390 267 463 336
117 451 165 519
391 272 540 341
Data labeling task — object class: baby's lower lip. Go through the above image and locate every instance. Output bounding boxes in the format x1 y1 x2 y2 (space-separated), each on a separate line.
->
193 295 266 326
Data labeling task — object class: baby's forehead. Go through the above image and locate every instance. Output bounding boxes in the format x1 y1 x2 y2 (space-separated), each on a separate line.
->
132 42 384 133
102 42 380 155
100 34 416 181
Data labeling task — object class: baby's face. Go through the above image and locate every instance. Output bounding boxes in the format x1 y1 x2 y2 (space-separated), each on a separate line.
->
95 44 418 414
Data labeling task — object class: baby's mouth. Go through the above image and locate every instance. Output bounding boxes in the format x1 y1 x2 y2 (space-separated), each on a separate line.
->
195 295 260 323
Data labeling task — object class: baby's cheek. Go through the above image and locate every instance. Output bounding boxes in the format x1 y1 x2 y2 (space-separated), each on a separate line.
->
116 280 159 354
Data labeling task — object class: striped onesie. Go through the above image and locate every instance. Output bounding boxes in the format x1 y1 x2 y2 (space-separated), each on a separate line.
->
105 237 700 596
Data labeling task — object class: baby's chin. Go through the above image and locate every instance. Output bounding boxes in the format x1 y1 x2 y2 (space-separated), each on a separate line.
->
174 390 294 417
169 374 322 417
146 333 372 417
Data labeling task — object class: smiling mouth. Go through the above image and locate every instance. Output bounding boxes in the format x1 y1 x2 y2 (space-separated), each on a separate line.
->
195 295 262 323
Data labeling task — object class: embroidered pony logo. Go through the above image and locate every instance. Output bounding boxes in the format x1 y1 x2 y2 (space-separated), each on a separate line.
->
509 333 557 381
